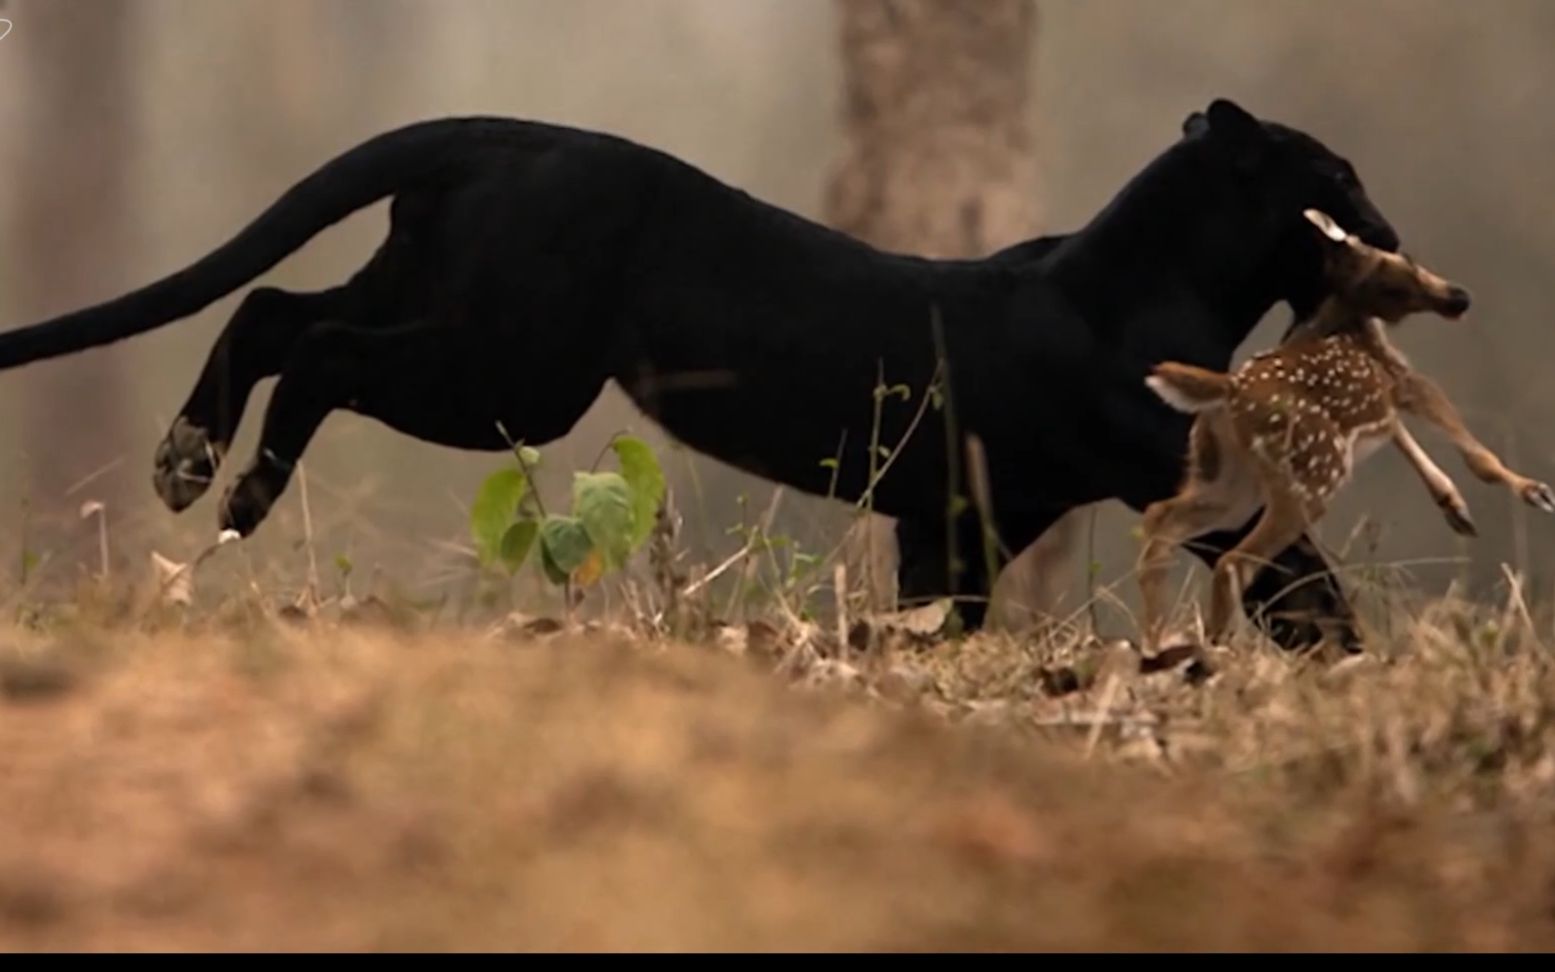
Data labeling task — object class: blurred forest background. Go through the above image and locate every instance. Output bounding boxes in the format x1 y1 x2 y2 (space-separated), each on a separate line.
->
0 0 1552 627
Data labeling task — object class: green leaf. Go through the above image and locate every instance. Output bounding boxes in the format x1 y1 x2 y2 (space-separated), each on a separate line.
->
469 468 528 565
539 549 566 586
334 553 354 578
611 435 666 549
574 471 636 571
539 515 593 585
499 520 538 573
516 445 542 468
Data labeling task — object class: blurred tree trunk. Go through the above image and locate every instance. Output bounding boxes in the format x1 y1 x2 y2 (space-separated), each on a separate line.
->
825 0 1078 626
12 1 137 527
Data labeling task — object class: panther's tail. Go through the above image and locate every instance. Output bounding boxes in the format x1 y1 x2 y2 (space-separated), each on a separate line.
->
0 117 525 370
1144 362 1234 414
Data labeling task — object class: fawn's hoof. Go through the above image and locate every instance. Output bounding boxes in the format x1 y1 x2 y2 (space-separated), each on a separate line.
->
1523 481 1555 514
1440 499 1478 538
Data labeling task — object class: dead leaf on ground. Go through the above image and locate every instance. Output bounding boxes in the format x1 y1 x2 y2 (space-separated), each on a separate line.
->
150 552 193 608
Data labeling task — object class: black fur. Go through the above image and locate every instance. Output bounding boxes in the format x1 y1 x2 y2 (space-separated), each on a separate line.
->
0 99 1399 649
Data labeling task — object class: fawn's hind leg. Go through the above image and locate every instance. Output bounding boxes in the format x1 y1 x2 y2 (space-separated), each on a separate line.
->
1208 487 1318 649
1396 373 1555 513
1137 416 1261 653
1139 497 1263 652
1139 493 1238 653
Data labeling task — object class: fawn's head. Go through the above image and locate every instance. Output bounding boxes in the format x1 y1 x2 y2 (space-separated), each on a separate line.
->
1303 209 1471 323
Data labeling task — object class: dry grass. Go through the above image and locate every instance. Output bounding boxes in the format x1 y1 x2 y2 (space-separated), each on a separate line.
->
0 574 1552 952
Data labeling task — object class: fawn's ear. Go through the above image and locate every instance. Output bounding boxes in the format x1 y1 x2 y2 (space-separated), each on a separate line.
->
1303 208 1350 244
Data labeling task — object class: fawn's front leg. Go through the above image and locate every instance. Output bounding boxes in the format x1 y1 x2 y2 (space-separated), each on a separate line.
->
1396 373 1555 513
1390 422 1478 536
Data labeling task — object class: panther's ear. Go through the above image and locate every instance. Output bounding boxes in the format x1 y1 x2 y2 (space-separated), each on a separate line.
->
1203 98 1266 169
1206 99 1260 137
1303 208 1351 245
1182 110 1209 138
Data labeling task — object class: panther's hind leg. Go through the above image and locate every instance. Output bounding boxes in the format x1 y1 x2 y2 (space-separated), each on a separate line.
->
152 286 345 512
214 315 606 539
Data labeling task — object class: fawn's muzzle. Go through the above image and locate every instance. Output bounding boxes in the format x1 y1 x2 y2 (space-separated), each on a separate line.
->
1441 286 1472 318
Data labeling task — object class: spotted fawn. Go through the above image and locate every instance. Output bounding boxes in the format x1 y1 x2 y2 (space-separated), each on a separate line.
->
1136 208 1555 655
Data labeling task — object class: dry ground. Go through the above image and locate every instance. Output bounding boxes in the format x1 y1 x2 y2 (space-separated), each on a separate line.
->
1 584 1554 951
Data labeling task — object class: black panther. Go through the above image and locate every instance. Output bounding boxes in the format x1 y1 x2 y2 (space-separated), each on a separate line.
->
0 99 1399 649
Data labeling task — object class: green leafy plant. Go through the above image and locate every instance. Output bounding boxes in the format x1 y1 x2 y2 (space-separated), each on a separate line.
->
469 436 666 594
